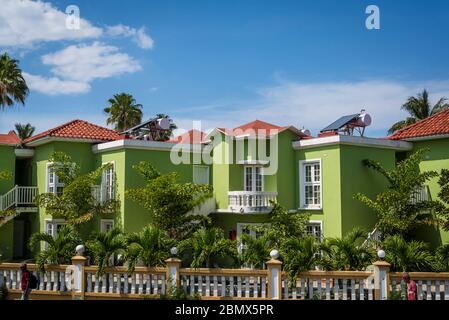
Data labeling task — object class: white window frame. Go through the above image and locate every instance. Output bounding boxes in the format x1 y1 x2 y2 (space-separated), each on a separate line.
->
100 219 115 233
101 161 116 202
46 162 65 196
236 222 270 254
44 219 66 249
306 220 323 242
243 165 264 192
299 159 322 210
193 165 210 185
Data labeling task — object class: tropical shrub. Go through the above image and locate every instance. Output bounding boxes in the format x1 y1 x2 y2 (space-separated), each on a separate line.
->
35 152 120 225
126 162 213 240
126 224 173 272
238 227 273 269
179 227 237 268
86 227 127 276
433 244 449 272
29 225 81 272
354 149 441 238
321 228 375 271
383 235 434 272
282 236 322 282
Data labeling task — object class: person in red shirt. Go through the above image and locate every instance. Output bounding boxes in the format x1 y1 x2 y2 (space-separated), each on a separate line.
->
20 264 31 300
402 272 417 300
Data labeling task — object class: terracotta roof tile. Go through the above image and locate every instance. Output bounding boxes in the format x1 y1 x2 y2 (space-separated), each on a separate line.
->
24 120 121 144
167 129 207 144
388 109 449 140
0 130 20 146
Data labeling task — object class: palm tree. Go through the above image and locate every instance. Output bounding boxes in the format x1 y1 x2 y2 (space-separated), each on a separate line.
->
29 225 81 272
238 231 273 269
389 89 449 134
282 236 322 282
0 53 29 109
125 224 173 272
179 227 236 268
155 113 177 141
383 235 434 272
321 228 375 271
104 93 143 132
434 244 449 272
86 227 127 276
14 123 35 140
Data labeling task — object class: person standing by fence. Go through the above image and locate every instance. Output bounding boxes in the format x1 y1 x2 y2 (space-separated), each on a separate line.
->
402 272 417 300
20 264 31 300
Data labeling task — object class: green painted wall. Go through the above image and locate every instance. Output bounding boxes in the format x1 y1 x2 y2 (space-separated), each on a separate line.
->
411 139 449 246
0 220 13 261
295 145 342 238
339 145 396 235
0 145 15 194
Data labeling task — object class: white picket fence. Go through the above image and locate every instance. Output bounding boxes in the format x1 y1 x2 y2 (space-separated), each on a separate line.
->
390 272 449 300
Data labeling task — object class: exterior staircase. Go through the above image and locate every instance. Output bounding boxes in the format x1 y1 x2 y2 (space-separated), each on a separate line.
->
363 227 382 248
0 186 38 227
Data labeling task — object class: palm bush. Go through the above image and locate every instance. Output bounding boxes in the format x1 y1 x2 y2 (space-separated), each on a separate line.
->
321 228 375 271
433 244 449 272
282 236 322 282
104 93 143 131
29 225 81 272
180 227 237 268
86 227 127 276
125 224 173 272
383 235 434 272
238 230 273 269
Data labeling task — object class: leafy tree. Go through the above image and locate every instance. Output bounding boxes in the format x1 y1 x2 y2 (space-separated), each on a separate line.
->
383 235 434 272
0 171 14 219
155 113 177 141
0 171 12 181
125 224 173 272
238 228 274 269
29 225 81 272
435 169 449 231
14 123 35 140
321 228 375 271
126 162 213 240
35 151 120 225
104 93 143 132
0 53 29 109
354 149 440 238
269 203 311 247
179 227 237 268
86 227 127 276
389 89 449 134
282 236 322 283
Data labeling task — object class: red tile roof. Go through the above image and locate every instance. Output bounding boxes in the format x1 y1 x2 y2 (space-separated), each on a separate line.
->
167 129 207 144
215 120 307 137
0 130 20 146
389 109 449 140
24 120 122 144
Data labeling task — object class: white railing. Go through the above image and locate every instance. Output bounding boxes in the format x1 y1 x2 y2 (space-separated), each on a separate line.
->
390 272 449 300
410 185 429 204
0 186 38 211
84 266 166 296
228 191 277 213
180 269 268 299
281 271 375 300
363 227 382 248
0 263 71 293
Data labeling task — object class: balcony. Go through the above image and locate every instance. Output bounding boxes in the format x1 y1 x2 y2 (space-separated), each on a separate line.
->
91 185 115 204
227 191 277 213
409 185 430 204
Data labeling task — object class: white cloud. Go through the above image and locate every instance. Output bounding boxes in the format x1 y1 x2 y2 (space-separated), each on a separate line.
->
25 42 142 95
173 80 449 137
23 72 90 95
42 42 142 82
0 0 102 48
107 25 154 49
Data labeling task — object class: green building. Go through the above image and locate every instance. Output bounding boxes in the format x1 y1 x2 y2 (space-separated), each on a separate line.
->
1 110 448 261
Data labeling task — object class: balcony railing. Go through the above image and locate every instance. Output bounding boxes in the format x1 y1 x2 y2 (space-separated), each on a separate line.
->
228 191 277 213
0 186 38 211
410 185 430 204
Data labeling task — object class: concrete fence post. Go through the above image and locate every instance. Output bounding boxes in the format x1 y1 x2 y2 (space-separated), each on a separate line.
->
165 247 181 293
71 245 87 300
373 249 390 300
266 250 282 300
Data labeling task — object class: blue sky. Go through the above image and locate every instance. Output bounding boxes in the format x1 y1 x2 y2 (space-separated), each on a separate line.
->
1 0 449 137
